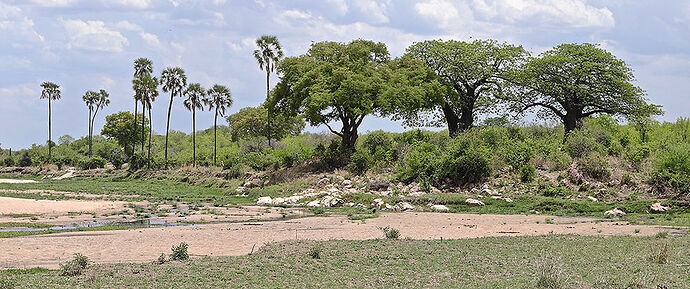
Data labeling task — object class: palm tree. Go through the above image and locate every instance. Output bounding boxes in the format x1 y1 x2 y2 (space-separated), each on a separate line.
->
160 67 187 167
40 82 61 162
133 58 153 156
135 74 159 168
253 35 284 147
183 83 206 167
82 90 110 157
204 84 232 166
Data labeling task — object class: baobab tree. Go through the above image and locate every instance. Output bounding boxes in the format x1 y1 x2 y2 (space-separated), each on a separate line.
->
253 35 283 147
40 82 61 162
82 89 110 157
183 83 206 167
160 67 187 167
204 84 232 166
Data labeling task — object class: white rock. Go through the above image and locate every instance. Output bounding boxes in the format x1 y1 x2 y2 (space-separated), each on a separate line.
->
284 196 303 204
650 202 670 213
465 198 485 206
430 204 450 212
317 177 329 187
256 196 273 205
272 197 285 205
321 196 343 207
395 202 415 211
588 196 598 202
504 198 513 203
430 187 442 194
604 208 626 217
341 179 352 187
235 186 246 193
371 198 385 209
307 200 321 207
408 191 426 197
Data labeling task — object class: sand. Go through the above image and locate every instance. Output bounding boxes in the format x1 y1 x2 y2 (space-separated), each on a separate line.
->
0 179 37 184
0 212 682 269
0 197 126 216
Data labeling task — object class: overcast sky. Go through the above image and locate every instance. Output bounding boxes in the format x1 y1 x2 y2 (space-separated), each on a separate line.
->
1 0 689 149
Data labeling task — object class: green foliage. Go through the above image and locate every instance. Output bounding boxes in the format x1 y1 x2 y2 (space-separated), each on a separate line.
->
101 111 148 155
565 130 600 158
2 157 15 167
315 139 349 169
579 153 611 180
59 253 89 276
652 143 690 194
226 106 304 141
520 164 536 183
380 226 400 239
171 242 189 261
500 140 534 170
395 142 441 184
79 157 106 170
347 149 373 176
438 136 492 185
17 152 32 167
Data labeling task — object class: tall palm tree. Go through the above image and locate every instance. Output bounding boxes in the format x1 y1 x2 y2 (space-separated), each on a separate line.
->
133 58 153 156
82 90 110 158
253 35 284 147
135 74 159 168
204 84 232 166
40 82 61 162
160 67 187 167
183 83 206 167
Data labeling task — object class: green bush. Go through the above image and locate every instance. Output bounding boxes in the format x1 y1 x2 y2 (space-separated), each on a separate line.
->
500 141 534 170
565 131 600 158
79 157 107 170
579 153 610 180
395 142 441 183
59 253 89 276
520 164 536 183
380 226 400 239
437 136 492 185
171 242 189 261
347 149 372 175
1 157 15 167
315 139 348 169
17 152 32 167
652 143 690 194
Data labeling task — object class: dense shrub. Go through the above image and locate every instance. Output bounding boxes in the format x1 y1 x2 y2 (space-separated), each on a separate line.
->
79 157 106 170
579 153 611 180
565 131 600 158
17 152 32 167
395 142 441 184
59 253 89 276
500 140 534 170
2 157 15 167
315 139 348 169
347 149 373 175
520 164 536 183
652 143 690 194
171 242 189 261
437 136 492 185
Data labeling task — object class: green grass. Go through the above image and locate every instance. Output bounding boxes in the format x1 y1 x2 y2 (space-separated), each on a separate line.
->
1 213 38 218
0 177 252 204
0 225 142 238
3 234 689 288
0 222 51 228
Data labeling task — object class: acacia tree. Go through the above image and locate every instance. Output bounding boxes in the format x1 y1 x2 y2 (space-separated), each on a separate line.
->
183 83 206 167
226 106 304 142
40 82 61 162
204 84 232 166
253 35 284 147
503 43 662 141
160 67 187 167
133 58 153 156
102 111 149 156
82 89 110 157
401 39 528 136
271 40 392 152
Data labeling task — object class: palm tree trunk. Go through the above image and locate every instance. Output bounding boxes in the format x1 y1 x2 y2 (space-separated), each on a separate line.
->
148 108 152 169
48 97 52 162
88 107 93 158
213 110 218 167
141 100 146 152
133 99 138 156
192 108 196 168
266 70 272 148
164 91 173 168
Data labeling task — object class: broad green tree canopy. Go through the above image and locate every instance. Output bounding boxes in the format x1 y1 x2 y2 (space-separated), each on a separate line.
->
226 106 304 142
271 39 392 151
503 43 663 139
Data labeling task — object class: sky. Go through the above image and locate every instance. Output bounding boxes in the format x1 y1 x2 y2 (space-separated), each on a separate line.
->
0 0 689 149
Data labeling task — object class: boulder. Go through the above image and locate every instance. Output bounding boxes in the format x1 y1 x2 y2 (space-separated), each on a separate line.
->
465 198 485 206
394 202 415 211
246 178 263 188
235 186 247 194
306 200 322 207
408 191 426 197
369 179 390 191
317 177 329 187
341 179 352 188
284 196 303 204
321 196 343 207
272 197 285 205
587 196 598 202
604 208 626 217
371 198 385 209
256 196 273 205
430 204 450 212
650 202 670 213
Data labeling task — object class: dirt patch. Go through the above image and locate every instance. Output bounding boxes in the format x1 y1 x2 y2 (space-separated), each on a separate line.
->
0 212 683 269
0 179 37 184
0 197 126 216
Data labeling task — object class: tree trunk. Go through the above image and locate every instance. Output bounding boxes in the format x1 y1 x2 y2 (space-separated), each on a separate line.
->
563 112 583 143
141 100 146 152
148 108 152 169
192 108 196 168
48 98 52 162
88 107 93 158
441 103 460 137
266 70 272 148
458 104 474 132
164 90 174 168
341 124 359 154
213 111 218 166
133 99 138 157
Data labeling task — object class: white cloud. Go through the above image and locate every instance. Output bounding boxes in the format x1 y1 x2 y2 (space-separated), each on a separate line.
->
472 0 615 29
139 31 160 47
353 0 390 23
61 19 129 52
327 0 349 15
27 0 76 7
0 3 44 42
114 20 142 31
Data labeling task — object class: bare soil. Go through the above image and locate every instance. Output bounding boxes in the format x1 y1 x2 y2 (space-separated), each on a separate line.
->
0 179 37 184
0 211 682 269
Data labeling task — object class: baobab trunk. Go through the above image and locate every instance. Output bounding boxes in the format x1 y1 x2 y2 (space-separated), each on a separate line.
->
341 125 359 154
441 103 460 137
563 112 583 143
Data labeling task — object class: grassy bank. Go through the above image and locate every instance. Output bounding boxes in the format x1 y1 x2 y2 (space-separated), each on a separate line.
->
2 234 688 288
